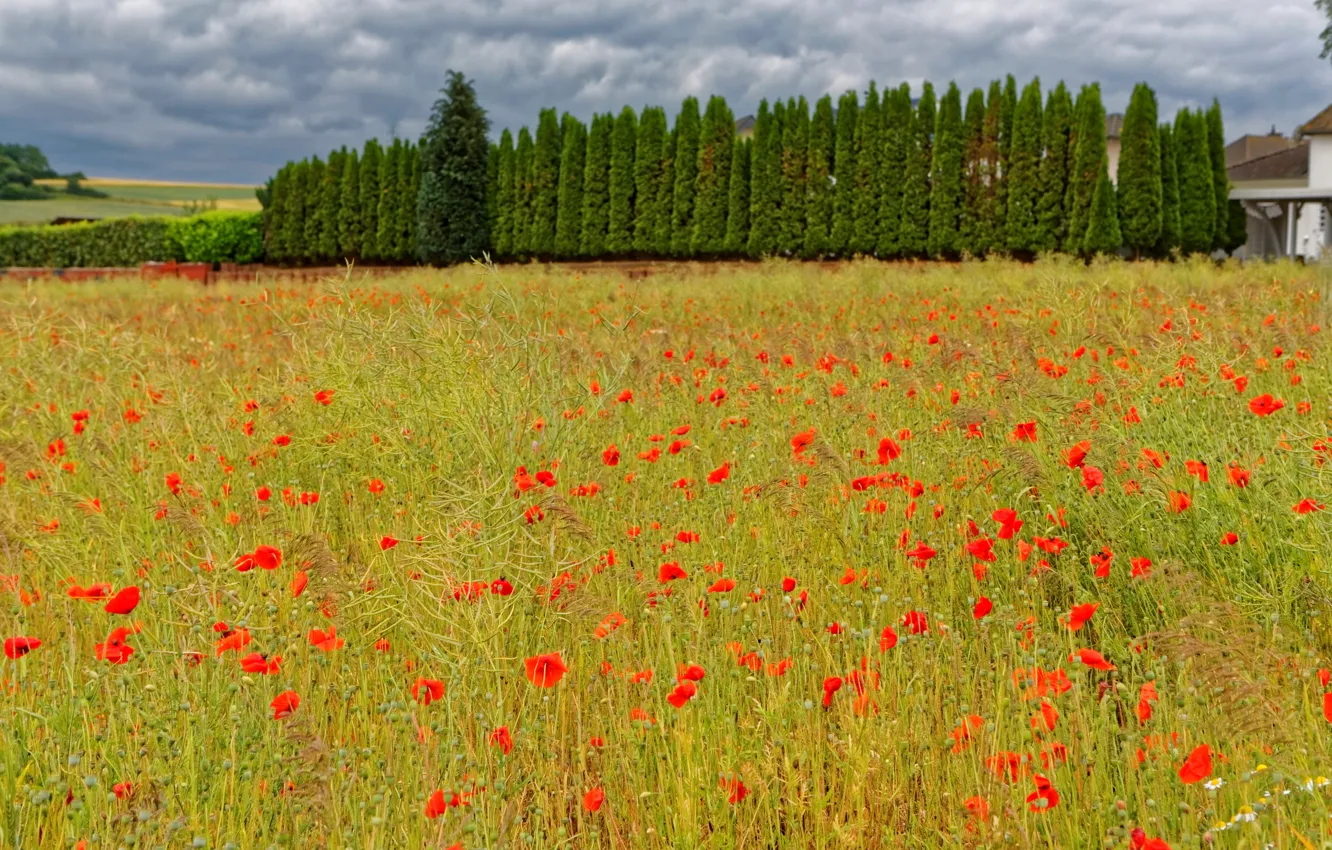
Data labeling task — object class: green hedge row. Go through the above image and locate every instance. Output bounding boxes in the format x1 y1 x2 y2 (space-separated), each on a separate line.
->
0 212 263 268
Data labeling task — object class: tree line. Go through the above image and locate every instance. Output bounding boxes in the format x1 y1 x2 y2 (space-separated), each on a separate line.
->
261 74 1246 266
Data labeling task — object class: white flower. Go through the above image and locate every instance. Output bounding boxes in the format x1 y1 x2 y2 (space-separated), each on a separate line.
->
1204 777 1225 790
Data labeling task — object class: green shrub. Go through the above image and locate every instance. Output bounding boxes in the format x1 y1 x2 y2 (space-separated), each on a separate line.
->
0 216 182 267
170 212 265 264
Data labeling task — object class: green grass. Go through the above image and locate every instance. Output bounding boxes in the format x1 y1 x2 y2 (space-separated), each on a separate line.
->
0 196 189 226
2 181 262 226
1 258 1331 849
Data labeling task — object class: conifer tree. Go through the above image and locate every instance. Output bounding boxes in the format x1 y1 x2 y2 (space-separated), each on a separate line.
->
876 84 911 258
803 94 834 258
304 156 327 262
1206 100 1229 251
960 88 987 256
287 160 312 262
670 96 702 256
405 142 421 259
493 131 515 258
654 127 676 255
1083 157 1122 255
1222 200 1247 254
316 149 343 261
1116 82 1163 256
692 95 735 255
996 74 1018 246
376 142 401 261
1175 108 1216 254
358 140 382 260
724 137 751 255
829 90 858 255
1064 84 1106 254
266 163 292 263
555 114 587 258
417 72 491 265
485 142 499 251
970 82 1006 256
580 114 612 258
634 107 667 253
1035 83 1073 253
928 82 966 259
512 128 534 256
1005 78 1044 254
1155 122 1182 257
608 106 638 255
851 83 881 254
338 148 361 259
777 96 808 255
898 83 934 258
529 108 562 257
747 100 780 256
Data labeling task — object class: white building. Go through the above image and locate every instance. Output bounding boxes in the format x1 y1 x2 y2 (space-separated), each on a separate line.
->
1229 104 1332 261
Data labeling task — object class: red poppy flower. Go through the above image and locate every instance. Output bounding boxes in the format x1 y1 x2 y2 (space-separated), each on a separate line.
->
965 537 996 562
425 789 448 819
658 562 687 583
1011 421 1037 442
707 578 736 593
313 389 334 405
240 652 281 674
877 437 902 463
380 535 399 551
583 787 605 813
707 462 731 484
3 637 40 659
1067 602 1098 631
973 597 993 620
879 626 899 650
290 570 308 597
1063 440 1090 468
1025 774 1059 811
1072 648 1115 671
412 677 445 705
489 725 514 754
1248 393 1284 416
790 428 816 456
722 776 749 804
68 583 111 601
525 652 568 688
991 508 1023 539
1220 531 1239 545
270 690 300 720
821 676 843 708
1167 491 1191 514
104 586 140 615
1322 692 1332 725
666 681 697 708
1178 744 1212 783
309 627 344 652
781 576 797 592
1294 498 1326 514
902 610 928 634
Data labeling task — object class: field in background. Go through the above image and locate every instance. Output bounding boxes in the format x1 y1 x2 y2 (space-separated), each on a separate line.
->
1 259 1331 849
0 178 261 225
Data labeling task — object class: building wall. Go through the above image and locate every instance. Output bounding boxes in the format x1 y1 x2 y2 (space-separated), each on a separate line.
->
1309 136 1332 190
1107 138 1121 184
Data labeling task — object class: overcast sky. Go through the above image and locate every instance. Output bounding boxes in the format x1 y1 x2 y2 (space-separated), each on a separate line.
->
2 0 1329 184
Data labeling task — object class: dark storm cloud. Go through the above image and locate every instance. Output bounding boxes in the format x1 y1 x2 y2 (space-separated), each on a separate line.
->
1 0 1329 183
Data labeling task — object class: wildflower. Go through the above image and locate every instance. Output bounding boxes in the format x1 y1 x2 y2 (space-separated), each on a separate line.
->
525 652 568 688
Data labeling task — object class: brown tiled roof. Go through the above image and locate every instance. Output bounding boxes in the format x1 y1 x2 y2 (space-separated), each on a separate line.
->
1105 113 1124 140
1299 104 1332 136
1225 134 1295 169
1226 142 1308 182
735 115 756 135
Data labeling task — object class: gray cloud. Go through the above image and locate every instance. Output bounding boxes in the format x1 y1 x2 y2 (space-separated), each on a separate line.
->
1 0 1328 183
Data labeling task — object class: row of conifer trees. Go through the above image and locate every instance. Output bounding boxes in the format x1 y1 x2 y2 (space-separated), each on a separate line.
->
262 75 1245 265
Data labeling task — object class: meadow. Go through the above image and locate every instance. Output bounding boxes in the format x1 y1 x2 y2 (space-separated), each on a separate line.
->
0 180 260 226
1 258 1330 850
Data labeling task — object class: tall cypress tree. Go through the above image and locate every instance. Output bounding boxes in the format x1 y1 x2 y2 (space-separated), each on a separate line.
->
580 114 612 258
358 140 382 260
830 90 859 255
996 75 1018 247
315 149 344 261
654 127 676 256
376 142 401 261
777 96 808 255
960 88 987 257
529 108 562 257
928 82 966 259
607 106 638 255
1116 83 1163 257
417 71 491 265
747 100 780 256
1005 78 1044 254
1205 100 1229 251
1064 84 1106 254
724 137 752 255
512 128 535 256
898 83 934 258
485 142 499 252
1155 123 1182 257
1083 157 1122 255
493 131 515 258
972 81 1006 256
670 96 702 256
404 143 422 261
692 95 735 255
337 148 361 259
803 94 834 258
634 106 667 253
304 156 327 262
266 163 291 263
876 84 911 258
555 114 587 258
1175 108 1216 255
287 160 312 263
851 83 881 254
1035 83 1073 253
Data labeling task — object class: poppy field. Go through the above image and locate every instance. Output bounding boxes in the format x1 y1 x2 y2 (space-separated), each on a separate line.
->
2 257 1332 849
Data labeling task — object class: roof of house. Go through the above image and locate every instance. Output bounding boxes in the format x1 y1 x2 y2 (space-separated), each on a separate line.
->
1105 113 1124 140
1298 104 1332 137
1226 142 1308 183
735 115 756 134
1225 133 1296 169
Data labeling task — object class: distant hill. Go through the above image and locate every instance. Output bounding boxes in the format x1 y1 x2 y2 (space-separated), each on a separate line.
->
0 142 109 201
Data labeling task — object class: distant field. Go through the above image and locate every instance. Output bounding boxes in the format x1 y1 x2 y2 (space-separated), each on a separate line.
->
0 178 261 226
